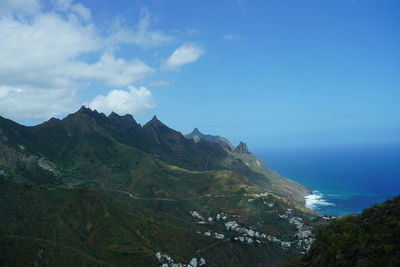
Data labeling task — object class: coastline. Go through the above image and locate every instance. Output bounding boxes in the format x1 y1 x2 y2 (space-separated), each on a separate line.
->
304 190 397 216
255 144 400 217
304 191 335 213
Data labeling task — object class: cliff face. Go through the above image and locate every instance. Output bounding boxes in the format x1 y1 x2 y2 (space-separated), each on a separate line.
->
233 141 250 154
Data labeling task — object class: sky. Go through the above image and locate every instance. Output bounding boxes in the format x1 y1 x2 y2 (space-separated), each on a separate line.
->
0 0 399 149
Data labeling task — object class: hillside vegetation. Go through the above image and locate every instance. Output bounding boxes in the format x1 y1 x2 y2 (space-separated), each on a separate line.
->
286 196 400 267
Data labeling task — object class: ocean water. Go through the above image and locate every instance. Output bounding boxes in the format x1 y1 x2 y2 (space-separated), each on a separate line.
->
254 144 400 216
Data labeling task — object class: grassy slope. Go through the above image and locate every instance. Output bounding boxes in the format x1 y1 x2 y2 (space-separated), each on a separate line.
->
230 152 310 205
0 179 211 266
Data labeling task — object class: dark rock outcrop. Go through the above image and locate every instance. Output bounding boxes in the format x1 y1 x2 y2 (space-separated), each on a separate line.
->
233 141 250 154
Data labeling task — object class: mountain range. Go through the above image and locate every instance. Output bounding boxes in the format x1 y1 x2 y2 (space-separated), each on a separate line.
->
0 107 319 266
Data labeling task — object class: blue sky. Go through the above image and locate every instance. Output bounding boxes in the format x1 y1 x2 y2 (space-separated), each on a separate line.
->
0 0 399 149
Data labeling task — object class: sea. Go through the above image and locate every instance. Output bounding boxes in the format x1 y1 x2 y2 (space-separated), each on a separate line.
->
255 143 400 216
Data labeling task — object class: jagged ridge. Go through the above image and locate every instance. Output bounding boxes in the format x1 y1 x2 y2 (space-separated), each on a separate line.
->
0 107 310 203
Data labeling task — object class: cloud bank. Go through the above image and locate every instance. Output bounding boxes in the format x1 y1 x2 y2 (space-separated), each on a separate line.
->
0 0 204 121
88 86 155 115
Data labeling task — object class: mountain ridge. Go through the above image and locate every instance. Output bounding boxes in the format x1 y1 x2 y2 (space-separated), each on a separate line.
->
0 106 318 266
0 106 310 203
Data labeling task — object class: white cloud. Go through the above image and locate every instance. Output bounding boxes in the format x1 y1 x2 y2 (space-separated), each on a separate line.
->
0 13 100 89
0 9 154 89
0 85 78 120
88 86 156 115
0 1 167 121
62 53 154 87
164 44 204 70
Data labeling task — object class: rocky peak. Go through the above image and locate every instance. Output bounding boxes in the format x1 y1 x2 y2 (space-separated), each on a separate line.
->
187 128 202 143
143 116 183 145
144 115 164 128
44 117 61 125
186 128 207 139
233 141 250 154
77 105 91 113
75 106 101 116
184 128 234 150
192 128 201 134
63 106 108 127
108 112 139 128
72 106 106 118
108 111 119 119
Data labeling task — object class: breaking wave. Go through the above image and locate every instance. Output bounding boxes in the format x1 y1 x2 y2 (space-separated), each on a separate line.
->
305 191 335 210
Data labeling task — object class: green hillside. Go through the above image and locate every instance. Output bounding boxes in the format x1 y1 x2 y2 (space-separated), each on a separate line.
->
0 107 319 266
0 178 202 266
287 196 400 267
